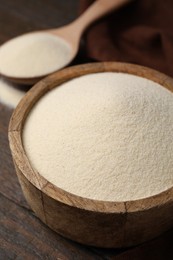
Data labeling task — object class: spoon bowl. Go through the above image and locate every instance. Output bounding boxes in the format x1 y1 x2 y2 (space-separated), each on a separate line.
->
0 0 131 85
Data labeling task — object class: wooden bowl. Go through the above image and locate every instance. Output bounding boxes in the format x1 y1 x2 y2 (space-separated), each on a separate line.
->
9 62 173 248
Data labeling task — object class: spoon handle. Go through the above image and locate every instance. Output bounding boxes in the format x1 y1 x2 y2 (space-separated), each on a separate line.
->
52 0 131 46
70 0 131 36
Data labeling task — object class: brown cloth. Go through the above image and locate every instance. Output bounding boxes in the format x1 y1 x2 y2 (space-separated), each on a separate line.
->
80 0 173 77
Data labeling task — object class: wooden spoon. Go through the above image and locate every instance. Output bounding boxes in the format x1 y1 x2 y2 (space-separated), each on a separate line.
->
0 0 131 85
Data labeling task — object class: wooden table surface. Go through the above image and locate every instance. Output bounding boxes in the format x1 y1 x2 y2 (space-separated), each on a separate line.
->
0 1 173 259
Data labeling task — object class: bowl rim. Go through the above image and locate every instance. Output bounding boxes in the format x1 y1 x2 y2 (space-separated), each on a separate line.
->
8 61 173 214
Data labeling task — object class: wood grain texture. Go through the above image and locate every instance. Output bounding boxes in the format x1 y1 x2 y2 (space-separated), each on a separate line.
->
9 62 173 248
0 193 102 260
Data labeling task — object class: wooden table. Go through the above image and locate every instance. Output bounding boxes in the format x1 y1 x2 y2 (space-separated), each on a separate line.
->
0 1 173 259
